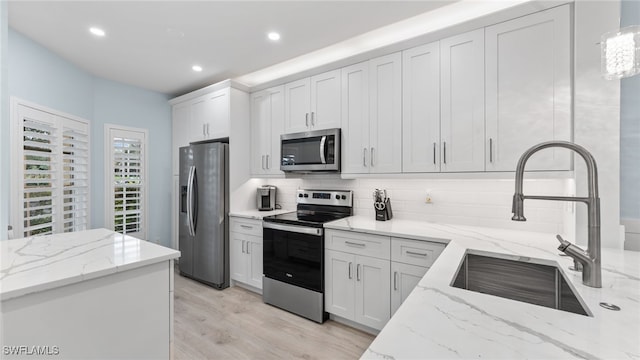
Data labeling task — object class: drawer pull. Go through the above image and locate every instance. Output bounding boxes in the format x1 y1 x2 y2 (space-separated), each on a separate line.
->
240 225 253 230
406 251 428 257
356 264 361 281
345 241 365 248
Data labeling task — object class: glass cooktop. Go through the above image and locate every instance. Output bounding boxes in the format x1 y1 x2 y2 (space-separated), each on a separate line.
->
262 210 351 228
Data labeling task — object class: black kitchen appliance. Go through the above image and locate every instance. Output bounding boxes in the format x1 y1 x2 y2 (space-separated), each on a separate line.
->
262 189 353 323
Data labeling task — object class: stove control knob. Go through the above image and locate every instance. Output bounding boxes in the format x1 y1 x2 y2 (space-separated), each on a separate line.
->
335 195 340 200
341 195 347 200
298 194 303 198
304 194 309 198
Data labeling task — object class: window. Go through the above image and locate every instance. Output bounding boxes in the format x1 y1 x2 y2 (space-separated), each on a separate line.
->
105 125 148 239
11 100 90 237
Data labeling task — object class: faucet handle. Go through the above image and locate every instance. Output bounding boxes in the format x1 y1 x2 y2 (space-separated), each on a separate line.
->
556 234 571 251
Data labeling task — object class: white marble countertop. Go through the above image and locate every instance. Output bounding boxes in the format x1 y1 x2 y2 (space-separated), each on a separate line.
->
229 209 294 220
0 228 180 301
324 216 640 359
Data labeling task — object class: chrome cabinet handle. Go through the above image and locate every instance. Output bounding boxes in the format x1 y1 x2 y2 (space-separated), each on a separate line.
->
311 111 315 126
202 124 206 136
489 138 493 163
406 250 428 257
261 155 265 170
305 113 309 127
345 241 365 247
247 242 251 254
433 142 437 164
242 240 246 254
348 262 353 279
394 271 398 290
206 123 210 136
443 142 447 164
370 147 374 167
240 224 253 230
363 148 367 167
356 264 361 281
266 154 270 169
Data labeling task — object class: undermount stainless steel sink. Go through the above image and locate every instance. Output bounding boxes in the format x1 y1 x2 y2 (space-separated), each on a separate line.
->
451 252 591 316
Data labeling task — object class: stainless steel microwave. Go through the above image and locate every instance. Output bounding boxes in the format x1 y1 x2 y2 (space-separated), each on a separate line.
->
280 128 340 172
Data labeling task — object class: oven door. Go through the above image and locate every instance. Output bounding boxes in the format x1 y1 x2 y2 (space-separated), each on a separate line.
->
280 128 340 172
263 222 324 292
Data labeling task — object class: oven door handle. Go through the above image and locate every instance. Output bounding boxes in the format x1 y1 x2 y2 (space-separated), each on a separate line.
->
263 222 323 236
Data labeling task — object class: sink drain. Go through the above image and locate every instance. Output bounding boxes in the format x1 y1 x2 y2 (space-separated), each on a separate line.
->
599 302 621 311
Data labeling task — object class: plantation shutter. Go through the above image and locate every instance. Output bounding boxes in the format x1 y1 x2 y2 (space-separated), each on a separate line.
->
62 120 90 233
107 126 146 239
14 103 90 238
22 117 58 236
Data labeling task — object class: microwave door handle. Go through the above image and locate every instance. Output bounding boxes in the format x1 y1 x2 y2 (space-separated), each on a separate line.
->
320 136 327 164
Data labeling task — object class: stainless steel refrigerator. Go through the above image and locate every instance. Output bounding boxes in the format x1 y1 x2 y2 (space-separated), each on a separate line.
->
179 142 229 289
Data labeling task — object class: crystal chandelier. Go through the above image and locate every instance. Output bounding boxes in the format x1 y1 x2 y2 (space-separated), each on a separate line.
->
601 25 640 80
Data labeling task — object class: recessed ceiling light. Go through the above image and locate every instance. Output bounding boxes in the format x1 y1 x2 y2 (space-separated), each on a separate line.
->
89 27 106 37
192 65 203 72
267 32 281 41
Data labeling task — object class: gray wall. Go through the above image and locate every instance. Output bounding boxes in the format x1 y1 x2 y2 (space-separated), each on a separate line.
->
5 29 172 246
620 0 640 220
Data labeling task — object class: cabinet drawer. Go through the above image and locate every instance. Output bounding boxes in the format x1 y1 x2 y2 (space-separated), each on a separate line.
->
230 218 263 236
391 237 445 267
326 230 390 260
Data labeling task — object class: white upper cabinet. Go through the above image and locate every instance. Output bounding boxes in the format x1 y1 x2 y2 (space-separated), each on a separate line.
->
190 88 231 141
440 29 486 172
369 53 403 173
402 42 441 173
485 5 571 171
341 54 402 175
341 61 370 174
284 77 311 133
284 69 341 133
251 86 284 176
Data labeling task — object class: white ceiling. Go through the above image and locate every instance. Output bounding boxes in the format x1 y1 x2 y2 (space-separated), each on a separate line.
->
8 1 455 96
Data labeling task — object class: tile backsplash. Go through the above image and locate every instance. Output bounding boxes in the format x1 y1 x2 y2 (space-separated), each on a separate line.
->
254 177 575 237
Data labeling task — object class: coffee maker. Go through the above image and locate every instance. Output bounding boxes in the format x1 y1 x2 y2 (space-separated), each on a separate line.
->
257 185 277 211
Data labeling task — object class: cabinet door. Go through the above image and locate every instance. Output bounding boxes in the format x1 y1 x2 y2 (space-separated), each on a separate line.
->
172 102 191 175
440 29 485 172
230 232 248 283
190 95 208 141
247 235 263 290
284 77 311 133
325 250 356 320
369 52 402 173
355 255 390 330
485 5 571 171
250 90 270 175
206 88 230 140
267 86 285 174
402 42 441 173
391 262 428 315
341 61 370 174
310 69 341 130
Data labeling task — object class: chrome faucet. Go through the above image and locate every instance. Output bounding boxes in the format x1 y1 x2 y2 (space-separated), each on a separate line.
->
511 141 601 288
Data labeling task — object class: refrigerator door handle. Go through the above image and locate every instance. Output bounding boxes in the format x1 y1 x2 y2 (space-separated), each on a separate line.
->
187 165 196 236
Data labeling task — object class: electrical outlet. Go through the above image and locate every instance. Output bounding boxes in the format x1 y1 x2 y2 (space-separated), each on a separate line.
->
425 190 433 204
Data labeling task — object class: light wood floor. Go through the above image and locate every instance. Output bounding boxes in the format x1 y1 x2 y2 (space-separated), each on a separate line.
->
173 273 375 360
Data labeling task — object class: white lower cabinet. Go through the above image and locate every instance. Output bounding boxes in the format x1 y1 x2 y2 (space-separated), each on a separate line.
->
325 249 390 330
229 217 263 290
391 262 427 315
325 229 445 330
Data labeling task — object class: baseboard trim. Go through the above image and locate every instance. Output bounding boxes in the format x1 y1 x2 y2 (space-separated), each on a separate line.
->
329 314 380 336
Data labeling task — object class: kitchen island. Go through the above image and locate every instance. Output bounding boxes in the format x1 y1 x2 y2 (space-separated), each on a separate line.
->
1 228 180 359
325 216 640 359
